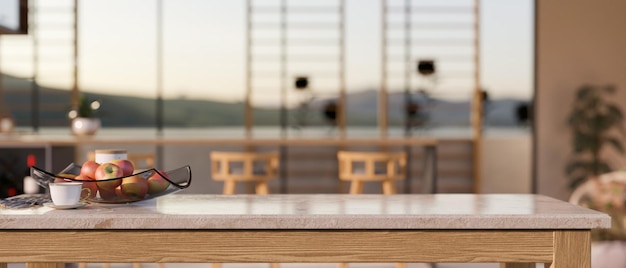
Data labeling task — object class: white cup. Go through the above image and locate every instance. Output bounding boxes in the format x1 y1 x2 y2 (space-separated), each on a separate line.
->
49 182 90 206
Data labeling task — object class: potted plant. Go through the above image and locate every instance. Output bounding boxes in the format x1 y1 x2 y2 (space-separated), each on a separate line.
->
570 171 626 267
566 84 626 267
566 84 624 190
68 94 101 136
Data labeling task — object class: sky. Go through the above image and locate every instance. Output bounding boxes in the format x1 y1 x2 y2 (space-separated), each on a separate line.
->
0 0 534 106
0 0 20 31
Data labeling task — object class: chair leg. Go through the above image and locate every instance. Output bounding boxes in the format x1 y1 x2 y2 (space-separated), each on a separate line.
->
157 264 165 268
256 181 269 195
102 264 110 268
270 263 280 268
212 263 222 268
338 263 349 268
133 263 142 268
223 180 237 195
77 264 87 268
395 263 406 268
349 181 363 194
382 180 396 195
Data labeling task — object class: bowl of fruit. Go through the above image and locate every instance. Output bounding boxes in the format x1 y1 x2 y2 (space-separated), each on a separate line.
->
31 159 192 204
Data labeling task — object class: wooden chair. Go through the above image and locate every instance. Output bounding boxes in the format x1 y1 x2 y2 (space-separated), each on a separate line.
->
210 151 279 195
337 151 407 194
210 151 280 268
337 151 407 268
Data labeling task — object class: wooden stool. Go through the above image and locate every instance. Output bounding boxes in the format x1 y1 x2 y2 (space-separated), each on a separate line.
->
210 151 279 195
337 151 407 194
337 151 407 268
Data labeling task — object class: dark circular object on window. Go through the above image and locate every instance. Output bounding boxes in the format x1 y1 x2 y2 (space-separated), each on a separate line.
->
417 60 435 76
294 77 309 90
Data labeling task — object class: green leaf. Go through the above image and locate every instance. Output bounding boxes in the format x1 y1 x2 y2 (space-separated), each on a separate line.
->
606 137 625 154
604 84 617 94
569 175 589 190
599 161 612 173
577 85 593 100
566 161 588 175
607 105 624 120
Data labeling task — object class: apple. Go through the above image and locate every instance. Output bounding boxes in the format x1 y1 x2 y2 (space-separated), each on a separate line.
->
80 160 100 179
147 169 170 195
99 187 118 201
114 185 127 198
110 159 135 177
121 174 149 199
94 163 123 190
75 174 98 199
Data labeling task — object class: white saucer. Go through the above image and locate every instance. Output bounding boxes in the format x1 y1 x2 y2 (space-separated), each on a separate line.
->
43 202 87 210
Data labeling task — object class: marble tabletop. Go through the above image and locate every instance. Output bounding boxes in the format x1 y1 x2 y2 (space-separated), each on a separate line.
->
0 194 611 230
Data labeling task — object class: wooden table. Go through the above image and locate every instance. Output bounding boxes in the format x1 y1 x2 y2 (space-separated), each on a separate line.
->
0 194 610 268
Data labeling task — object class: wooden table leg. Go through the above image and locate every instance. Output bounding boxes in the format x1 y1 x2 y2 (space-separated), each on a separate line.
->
551 230 591 268
0 263 7 268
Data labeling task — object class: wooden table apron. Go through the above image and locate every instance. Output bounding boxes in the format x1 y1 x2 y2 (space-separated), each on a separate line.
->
0 229 589 267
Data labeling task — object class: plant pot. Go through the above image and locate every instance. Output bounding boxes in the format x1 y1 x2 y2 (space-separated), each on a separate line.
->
592 240 626 268
71 117 100 136
0 116 15 133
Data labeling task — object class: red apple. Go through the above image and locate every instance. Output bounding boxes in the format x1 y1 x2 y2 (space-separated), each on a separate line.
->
75 174 98 199
110 159 135 177
80 160 100 179
99 187 118 201
115 185 127 198
147 169 170 195
95 163 123 190
121 174 149 200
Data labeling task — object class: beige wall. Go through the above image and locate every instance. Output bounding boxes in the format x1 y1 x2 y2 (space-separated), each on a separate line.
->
482 135 531 194
536 0 626 200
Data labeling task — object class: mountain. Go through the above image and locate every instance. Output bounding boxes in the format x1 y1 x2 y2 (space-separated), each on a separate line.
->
0 73 279 127
0 73 531 128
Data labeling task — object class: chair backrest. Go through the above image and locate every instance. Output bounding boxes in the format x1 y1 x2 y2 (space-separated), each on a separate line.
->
337 151 407 182
210 151 279 182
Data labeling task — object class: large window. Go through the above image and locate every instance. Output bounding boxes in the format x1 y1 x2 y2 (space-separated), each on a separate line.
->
0 0 533 138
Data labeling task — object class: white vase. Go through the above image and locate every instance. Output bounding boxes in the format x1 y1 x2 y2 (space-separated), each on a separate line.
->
0 116 14 133
592 241 626 268
71 117 101 136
